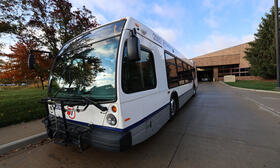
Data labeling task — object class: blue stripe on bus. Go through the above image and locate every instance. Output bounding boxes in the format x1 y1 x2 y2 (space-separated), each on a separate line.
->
65 102 169 132
122 103 169 132
64 89 191 132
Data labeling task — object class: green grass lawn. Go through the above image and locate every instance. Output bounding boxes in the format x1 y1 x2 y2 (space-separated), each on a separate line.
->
0 87 47 127
225 80 278 91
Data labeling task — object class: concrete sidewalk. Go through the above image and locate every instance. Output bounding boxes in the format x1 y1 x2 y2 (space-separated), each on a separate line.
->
0 119 45 145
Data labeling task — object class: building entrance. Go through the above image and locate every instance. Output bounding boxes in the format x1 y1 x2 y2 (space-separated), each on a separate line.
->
197 68 213 82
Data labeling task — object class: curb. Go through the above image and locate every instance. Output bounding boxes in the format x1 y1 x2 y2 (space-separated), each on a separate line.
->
0 132 47 155
220 81 280 94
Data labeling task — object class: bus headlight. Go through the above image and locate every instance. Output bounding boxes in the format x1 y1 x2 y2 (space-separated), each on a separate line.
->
106 114 117 126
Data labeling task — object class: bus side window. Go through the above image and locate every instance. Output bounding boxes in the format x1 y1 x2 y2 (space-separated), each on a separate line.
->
183 63 190 84
188 65 194 81
165 52 178 88
176 59 184 85
122 45 157 93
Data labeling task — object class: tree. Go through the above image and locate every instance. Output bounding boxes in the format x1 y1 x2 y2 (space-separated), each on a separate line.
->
0 58 5 70
1 40 52 88
0 0 99 88
0 58 7 83
1 0 98 56
0 0 27 47
245 7 278 79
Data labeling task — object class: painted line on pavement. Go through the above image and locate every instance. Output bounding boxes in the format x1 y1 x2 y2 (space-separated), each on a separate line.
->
244 97 280 118
262 97 280 100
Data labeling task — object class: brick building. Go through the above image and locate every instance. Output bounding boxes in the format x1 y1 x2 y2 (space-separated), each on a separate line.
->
191 42 262 81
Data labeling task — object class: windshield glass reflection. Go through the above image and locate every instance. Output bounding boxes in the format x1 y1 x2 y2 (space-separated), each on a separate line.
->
49 37 120 101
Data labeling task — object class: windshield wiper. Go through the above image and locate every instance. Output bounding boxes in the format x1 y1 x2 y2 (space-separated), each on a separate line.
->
41 96 108 112
79 96 108 111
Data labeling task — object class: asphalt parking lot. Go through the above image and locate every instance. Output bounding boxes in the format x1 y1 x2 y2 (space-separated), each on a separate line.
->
1 82 280 168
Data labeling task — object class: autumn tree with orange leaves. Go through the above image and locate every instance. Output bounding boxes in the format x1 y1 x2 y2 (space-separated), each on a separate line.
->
1 40 52 89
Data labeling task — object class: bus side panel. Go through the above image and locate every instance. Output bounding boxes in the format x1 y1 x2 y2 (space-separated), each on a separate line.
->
130 120 147 145
168 82 193 109
178 84 194 109
129 99 170 145
150 103 170 134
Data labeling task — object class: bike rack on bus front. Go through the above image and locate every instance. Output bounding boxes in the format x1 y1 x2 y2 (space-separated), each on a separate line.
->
40 98 90 151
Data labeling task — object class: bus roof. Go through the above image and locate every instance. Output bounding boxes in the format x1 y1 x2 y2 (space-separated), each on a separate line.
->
124 17 194 67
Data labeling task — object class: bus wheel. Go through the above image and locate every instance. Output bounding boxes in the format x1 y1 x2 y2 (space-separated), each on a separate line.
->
193 87 196 96
170 97 177 118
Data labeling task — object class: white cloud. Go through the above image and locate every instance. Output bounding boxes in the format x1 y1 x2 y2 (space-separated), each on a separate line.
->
94 13 109 24
71 0 146 21
203 0 241 11
204 16 218 28
153 4 164 16
70 0 189 59
203 0 216 10
241 34 254 42
71 0 187 46
152 3 184 20
184 33 254 58
69 2 108 24
94 72 115 87
202 0 241 29
93 45 116 57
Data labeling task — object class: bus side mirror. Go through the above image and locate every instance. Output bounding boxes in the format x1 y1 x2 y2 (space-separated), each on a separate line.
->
127 29 140 62
28 52 35 69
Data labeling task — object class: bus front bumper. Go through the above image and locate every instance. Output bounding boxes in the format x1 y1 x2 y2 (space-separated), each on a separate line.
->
43 116 131 152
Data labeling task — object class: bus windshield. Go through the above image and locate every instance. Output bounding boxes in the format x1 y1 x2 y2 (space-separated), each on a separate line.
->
48 20 125 101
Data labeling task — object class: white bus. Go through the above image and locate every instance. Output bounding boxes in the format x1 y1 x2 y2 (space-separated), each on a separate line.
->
33 17 198 151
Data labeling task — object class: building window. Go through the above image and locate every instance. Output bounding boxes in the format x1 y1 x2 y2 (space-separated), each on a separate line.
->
122 45 157 93
217 64 253 77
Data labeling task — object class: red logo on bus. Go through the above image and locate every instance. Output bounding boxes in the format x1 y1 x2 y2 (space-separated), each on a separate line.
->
66 106 76 119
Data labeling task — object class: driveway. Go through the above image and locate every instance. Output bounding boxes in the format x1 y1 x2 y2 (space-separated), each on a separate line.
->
1 82 280 168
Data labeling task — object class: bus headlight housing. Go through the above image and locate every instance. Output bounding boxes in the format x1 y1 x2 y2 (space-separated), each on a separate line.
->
106 114 117 126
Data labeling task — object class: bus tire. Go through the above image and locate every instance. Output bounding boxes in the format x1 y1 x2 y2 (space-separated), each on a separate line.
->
170 96 178 118
193 86 196 96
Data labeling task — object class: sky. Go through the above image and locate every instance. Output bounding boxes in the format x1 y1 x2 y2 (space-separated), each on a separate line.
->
0 0 275 59
68 0 273 58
